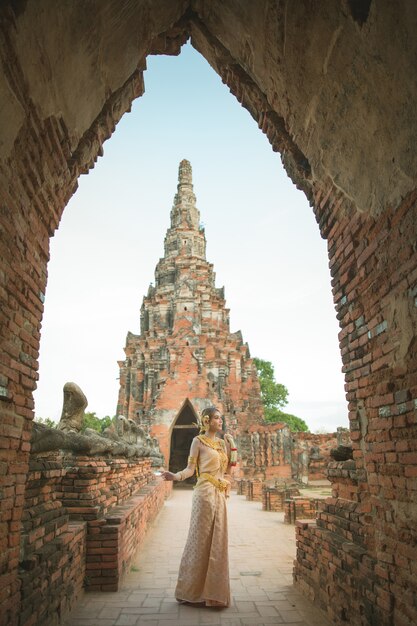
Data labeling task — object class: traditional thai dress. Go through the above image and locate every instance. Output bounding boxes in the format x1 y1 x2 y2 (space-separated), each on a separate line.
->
174 434 231 607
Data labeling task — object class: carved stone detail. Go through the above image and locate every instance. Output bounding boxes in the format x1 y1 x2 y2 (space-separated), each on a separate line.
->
57 382 88 433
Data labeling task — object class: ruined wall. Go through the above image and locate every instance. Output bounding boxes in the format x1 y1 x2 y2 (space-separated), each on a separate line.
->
190 1 417 216
0 2 416 625
284 497 320 524
238 423 293 480
0 5 187 623
262 485 300 513
19 455 170 625
292 432 338 483
20 459 85 626
238 423 343 484
293 187 417 626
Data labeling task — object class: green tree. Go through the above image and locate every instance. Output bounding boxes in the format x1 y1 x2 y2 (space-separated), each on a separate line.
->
254 358 289 410
254 358 309 432
82 412 113 433
272 409 309 432
35 416 57 428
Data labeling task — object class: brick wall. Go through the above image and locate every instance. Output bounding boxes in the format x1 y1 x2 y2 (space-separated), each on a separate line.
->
284 497 320 524
245 479 263 502
235 479 249 496
59 456 153 518
262 485 300 512
238 427 339 484
86 480 170 591
19 459 86 626
0 109 72 624
18 455 171 626
0 13 147 623
292 188 417 625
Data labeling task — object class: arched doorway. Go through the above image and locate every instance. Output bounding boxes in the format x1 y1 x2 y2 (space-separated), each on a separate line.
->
169 400 199 485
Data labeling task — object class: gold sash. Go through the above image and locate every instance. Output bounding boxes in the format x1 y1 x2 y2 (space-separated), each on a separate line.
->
197 472 229 493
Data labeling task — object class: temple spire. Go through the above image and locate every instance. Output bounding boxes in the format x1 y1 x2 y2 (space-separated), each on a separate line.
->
163 160 206 260
170 159 200 230
178 158 193 187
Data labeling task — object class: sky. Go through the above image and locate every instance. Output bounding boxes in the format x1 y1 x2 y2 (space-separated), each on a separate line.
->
33 43 348 433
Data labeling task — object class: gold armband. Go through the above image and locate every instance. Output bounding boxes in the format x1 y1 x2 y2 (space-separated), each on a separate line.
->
188 455 197 464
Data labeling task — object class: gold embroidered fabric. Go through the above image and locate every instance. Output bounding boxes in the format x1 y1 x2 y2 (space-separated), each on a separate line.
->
196 434 223 450
198 472 229 493
197 435 228 473
174 436 231 607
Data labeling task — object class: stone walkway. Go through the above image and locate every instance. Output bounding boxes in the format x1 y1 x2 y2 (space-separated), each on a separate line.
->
65 489 331 626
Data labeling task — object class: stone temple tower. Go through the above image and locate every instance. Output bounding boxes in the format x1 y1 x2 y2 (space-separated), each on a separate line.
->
117 159 265 473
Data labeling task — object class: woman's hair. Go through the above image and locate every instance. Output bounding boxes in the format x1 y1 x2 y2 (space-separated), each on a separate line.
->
200 406 219 433
201 406 218 420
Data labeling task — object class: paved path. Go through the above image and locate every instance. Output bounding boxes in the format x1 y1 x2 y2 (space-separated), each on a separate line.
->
65 489 331 626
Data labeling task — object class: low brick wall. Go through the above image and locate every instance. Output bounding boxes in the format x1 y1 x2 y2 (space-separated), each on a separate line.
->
19 456 172 626
19 459 86 626
59 456 153 518
327 459 359 500
246 479 263 502
262 485 300 512
235 478 250 496
19 521 86 626
86 479 171 591
294 513 374 624
293 461 393 624
284 497 320 524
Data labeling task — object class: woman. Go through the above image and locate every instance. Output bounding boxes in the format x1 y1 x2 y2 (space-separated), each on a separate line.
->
162 406 237 607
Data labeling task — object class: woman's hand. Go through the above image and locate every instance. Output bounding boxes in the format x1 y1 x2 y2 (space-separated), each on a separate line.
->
161 470 177 481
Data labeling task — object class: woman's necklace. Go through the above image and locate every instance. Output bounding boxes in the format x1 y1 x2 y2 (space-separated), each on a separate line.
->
197 434 223 450
198 434 228 472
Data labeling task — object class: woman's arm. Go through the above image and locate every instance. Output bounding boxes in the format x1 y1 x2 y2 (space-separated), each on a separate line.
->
162 437 200 482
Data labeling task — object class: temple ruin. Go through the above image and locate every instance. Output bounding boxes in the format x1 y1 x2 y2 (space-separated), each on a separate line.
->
116 158 265 472
116 160 341 484
1 2 416 625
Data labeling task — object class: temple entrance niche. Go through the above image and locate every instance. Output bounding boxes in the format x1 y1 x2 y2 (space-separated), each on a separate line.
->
169 400 199 485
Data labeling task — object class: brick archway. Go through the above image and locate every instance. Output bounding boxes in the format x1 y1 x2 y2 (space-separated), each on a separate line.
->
0 3 416 625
